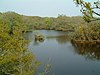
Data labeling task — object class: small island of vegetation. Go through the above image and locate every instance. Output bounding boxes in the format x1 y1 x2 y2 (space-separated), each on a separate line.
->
0 0 100 75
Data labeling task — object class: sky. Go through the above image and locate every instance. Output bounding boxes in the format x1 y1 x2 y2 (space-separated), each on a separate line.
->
0 0 95 17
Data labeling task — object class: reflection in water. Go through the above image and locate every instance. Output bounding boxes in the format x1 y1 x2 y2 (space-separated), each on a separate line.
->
72 42 100 60
28 30 100 75
47 36 68 44
55 35 69 44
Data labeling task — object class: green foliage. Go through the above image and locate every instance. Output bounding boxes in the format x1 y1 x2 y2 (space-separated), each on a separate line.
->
72 0 100 42
0 12 55 75
0 16 40 75
0 11 99 75
74 0 100 22
0 12 85 32
72 22 100 41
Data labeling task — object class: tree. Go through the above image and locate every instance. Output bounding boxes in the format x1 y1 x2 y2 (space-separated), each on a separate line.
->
0 14 40 75
74 0 100 22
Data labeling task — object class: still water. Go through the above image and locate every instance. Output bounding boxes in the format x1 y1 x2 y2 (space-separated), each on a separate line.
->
27 30 100 75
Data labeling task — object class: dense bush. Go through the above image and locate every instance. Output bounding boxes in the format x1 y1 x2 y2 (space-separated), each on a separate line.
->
0 15 40 75
72 21 100 41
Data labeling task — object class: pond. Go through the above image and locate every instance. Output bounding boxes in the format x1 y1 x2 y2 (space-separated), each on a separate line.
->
27 30 100 75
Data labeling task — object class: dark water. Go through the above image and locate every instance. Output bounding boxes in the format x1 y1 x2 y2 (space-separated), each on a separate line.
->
27 30 100 75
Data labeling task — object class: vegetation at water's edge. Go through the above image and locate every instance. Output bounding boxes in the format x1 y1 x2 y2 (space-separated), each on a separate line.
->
0 11 100 42
0 11 100 74
72 21 100 42
0 13 40 75
0 12 85 32
0 0 100 74
72 0 100 44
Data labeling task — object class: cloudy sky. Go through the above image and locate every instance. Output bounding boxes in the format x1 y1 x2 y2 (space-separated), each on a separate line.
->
0 0 95 17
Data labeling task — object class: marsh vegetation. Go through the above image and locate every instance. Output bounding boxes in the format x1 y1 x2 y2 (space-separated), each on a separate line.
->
0 11 100 74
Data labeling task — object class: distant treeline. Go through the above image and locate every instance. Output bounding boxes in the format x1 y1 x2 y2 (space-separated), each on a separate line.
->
0 11 100 41
0 11 85 32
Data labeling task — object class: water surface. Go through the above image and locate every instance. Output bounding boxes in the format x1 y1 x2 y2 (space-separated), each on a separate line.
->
28 30 100 75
